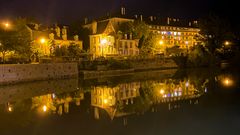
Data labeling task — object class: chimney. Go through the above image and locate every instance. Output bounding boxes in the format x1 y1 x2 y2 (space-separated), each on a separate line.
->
121 7 126 15
92 21 97 34
134 15 138 19
124 34 127 39
55 26 61 37
167 17 170 25
34 24 39 30
84 18 88 24
129 33 133 40
189 22 192 27
150 16 153 22
62 26 67 40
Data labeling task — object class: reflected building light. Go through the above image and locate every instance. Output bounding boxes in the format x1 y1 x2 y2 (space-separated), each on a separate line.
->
186 81 189 87
174 92 178 97
43 105 47 112
222 78 233 87
103 99 108 104
8 106 13 112
52 93 56 99
205 88 208 93
160 89 165 94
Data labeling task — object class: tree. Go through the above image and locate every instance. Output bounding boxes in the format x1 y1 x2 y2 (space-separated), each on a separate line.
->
68 21 90 51
0 18 32 63
0 30 15 63
67 43 83 58
199 14 235 54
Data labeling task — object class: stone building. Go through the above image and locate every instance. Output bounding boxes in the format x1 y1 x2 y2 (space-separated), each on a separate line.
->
83 14 139 58
26 23 83 56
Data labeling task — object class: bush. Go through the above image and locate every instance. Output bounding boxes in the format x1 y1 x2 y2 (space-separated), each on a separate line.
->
173 45 219 68
107 59 133 70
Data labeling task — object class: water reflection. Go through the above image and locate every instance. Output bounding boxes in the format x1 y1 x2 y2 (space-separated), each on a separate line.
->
0 71 209 121
1 68 240 135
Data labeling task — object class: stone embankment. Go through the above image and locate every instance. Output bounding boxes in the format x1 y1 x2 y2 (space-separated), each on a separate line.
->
0 63 78 85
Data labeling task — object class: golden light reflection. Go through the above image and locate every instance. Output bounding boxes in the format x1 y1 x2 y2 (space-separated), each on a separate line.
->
8 106 13 112
224 41 230 46
43 105 48 112
159 40 164 45
160 89 165 94
222 78 233 87
4 23 9 28
103 99 108 104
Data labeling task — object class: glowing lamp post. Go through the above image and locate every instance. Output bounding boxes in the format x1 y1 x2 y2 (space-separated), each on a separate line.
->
39 38 47 55
158 40 165 55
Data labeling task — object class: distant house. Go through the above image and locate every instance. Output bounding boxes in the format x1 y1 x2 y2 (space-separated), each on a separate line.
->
83 16 139 59
26 23 83 56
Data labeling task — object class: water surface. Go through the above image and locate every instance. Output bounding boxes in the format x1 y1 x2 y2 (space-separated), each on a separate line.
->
0 67 240 135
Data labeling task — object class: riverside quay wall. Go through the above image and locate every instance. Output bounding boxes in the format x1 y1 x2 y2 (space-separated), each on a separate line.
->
0 63 78 85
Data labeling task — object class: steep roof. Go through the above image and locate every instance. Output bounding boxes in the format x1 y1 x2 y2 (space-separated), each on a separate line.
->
96 21 110 34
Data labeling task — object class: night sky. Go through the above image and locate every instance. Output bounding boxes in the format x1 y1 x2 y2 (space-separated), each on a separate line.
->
0 0 238 25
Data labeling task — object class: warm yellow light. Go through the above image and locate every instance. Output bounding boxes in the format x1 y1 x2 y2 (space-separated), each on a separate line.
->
5 23 9 28
185 41 189 44
159 40 164 45
43 105 47 112
100 38 107 45
8 107 13 112
103 99 108 104
160 89 165 94
223 78 233 86
40 38 46 44
225 41 230 46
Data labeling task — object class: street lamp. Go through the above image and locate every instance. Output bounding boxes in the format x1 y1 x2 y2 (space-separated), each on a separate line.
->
39 38 47 55
2 22 11 30
40 38 46 44
224 41 230 46
159 40 164 45
100 38 107 57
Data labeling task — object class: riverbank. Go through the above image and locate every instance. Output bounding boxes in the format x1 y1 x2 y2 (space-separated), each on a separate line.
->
0 63 78 85
80 58 178 79
0 58 178 85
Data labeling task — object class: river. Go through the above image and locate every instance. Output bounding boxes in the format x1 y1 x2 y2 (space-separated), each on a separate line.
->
0 67 239 135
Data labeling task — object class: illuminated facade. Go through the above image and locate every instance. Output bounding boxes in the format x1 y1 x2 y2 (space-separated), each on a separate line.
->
91 82 140 119
26 24 83 56
149 24 200 50
83 17 139 58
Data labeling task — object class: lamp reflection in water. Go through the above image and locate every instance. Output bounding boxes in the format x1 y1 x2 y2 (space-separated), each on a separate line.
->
42 105 48 112
222 77 233 87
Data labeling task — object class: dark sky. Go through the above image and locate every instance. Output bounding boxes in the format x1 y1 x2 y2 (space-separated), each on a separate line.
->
0 0 238 24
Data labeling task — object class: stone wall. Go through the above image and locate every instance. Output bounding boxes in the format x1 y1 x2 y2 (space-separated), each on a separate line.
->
132 58 178 71
0 63 78 85
0 78 79 104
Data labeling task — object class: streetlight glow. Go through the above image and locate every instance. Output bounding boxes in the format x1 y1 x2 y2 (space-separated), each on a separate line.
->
100 38 107 45
103 99 108 104
8 107 13 112
160 89 165 94
40 38 46 44
159 40 164 45
225 41 230 46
